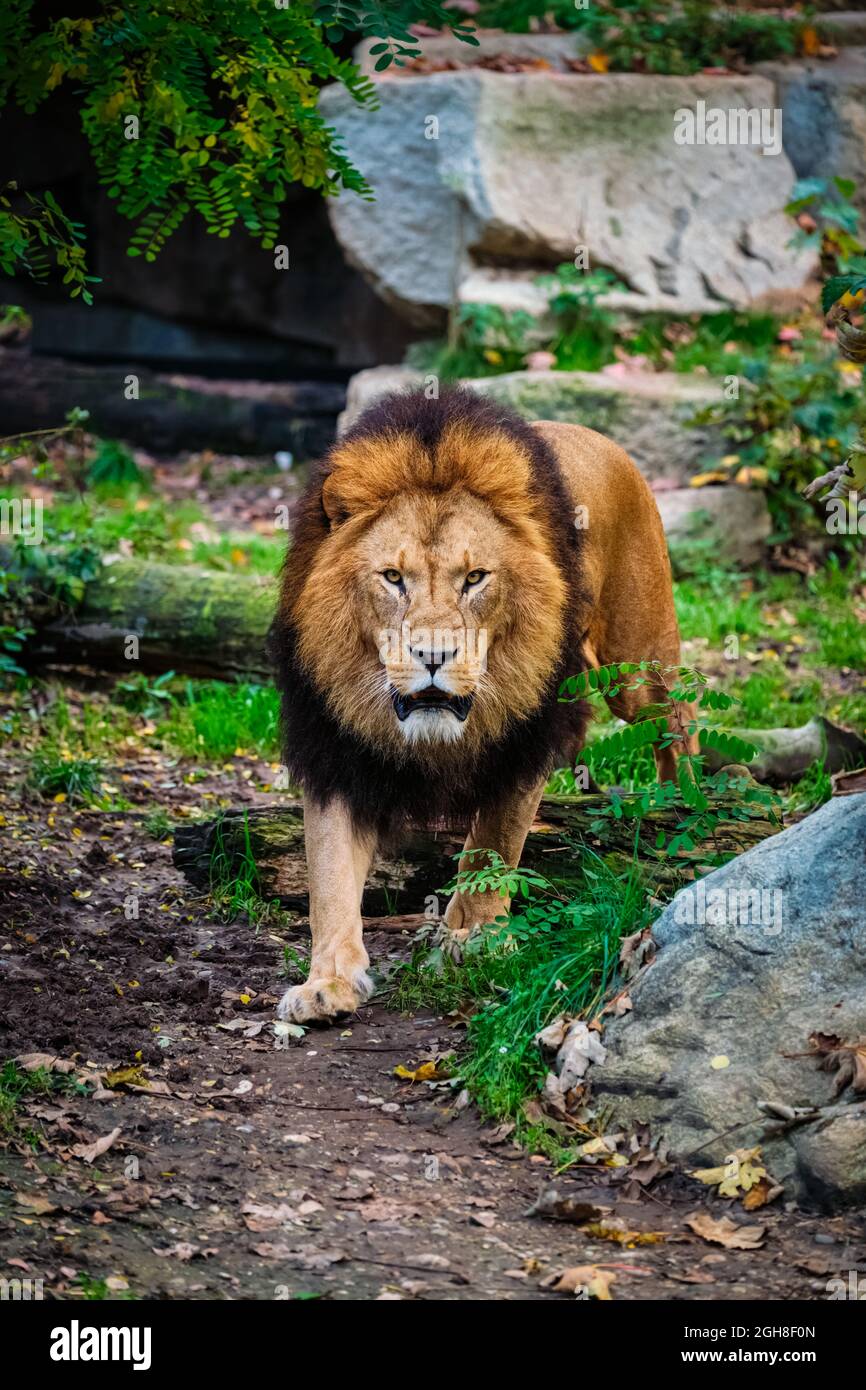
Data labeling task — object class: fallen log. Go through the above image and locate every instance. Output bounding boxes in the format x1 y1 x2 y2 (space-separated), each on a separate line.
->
701 716 866 786
0 347 342 458
13 554 274 681
173 795 782 918
9 552 863 785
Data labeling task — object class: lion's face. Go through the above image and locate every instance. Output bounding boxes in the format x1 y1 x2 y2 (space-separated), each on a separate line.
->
293 423 568 760
359 492 512 745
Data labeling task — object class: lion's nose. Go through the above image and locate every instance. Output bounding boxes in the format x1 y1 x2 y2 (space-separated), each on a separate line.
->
411 643 458 677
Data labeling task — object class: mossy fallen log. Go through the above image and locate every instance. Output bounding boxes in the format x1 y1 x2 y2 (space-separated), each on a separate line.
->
9 551 863 785
173 795 782 918
701 716 866 786
16 555 275 681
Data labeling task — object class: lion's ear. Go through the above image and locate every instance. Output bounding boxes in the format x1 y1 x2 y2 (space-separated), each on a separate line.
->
321 473 349 527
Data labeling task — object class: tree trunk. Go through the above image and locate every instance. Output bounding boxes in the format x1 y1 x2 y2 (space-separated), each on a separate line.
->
173 795 782 918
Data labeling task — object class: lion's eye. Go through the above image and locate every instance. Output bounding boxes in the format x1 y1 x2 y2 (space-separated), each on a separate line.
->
382 568 403 586
464 569 487 588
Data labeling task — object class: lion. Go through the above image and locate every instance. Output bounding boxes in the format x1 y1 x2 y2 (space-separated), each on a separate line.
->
268 386 696 1024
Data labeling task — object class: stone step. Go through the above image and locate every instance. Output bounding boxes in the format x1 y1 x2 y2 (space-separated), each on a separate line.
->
340 364 724 485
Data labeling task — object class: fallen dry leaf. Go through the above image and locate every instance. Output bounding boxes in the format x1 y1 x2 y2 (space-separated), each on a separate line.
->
619 927 656 978
15 1192 58 1215
686 1211 766 1250
691 1146 769 1199
241 1202 301 1232
15 1053 76 1074
543 1264 616 1299
527 1185 609 1225
583 1219 667 1247
742 1177 784 1211
393 1060 445 1083
72 1126 122 1165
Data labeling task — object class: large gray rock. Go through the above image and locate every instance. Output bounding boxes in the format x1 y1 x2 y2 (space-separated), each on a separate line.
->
320 70 816 324
658 485 772 568
592 794 866 1208
339 366 721 484
757 49 866 216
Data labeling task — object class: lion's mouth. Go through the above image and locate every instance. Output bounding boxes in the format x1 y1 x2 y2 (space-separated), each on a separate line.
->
392 688 474 722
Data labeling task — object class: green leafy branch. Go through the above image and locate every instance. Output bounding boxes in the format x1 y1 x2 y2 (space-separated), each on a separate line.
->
559 662 778 865
0 0 478 277
0 184 98 303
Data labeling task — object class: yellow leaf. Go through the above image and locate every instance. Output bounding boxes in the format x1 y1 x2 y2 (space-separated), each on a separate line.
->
588 52 609 73
689 471 730 487
583 1221 667 1246
691 1146 768 1201
105 1066 147 1089
549 1264 616 1299
734 465 768 487
53 793 67 804
394 1060 442 1082
102 90 127 121
230 548 248 567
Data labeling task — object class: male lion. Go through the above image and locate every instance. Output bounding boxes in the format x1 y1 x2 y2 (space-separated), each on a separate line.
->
269 387 695 1024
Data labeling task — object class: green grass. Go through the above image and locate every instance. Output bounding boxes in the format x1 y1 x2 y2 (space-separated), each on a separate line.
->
674 559 866 731
626 309 781 375
28 751 105 802
74 1273 137 1301
786 757 833 815
9 486 283 577
155 680 280 760
207 810 287 927
390 852 652 1136
141 807 176 840
0 1061 86 1145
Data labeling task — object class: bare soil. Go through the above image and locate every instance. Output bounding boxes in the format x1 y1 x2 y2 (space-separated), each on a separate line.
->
1 735 863 1302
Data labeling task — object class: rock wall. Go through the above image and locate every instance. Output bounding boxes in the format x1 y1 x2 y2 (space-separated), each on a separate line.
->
320 67 821 324
340 364 722 482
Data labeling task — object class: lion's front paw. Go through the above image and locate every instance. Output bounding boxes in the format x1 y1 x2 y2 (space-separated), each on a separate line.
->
437 922 472 963
276 970 372 1025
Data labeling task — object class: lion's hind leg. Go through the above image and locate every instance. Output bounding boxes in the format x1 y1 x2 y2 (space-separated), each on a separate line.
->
442 777 547 954
603 665 699 785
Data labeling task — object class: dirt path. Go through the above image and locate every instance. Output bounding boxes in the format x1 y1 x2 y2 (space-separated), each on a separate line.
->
1 739 863 1302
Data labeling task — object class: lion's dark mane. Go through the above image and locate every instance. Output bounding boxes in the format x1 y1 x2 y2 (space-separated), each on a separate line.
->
267 387 589 837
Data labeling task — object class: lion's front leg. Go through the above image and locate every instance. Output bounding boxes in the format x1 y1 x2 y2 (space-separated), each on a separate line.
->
277 798 376 1025
443 777 546 950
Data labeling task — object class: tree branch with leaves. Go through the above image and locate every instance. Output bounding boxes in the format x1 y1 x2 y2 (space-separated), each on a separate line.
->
0 0 476 285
